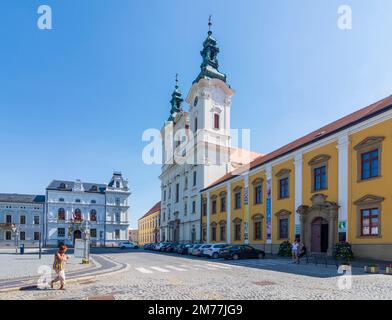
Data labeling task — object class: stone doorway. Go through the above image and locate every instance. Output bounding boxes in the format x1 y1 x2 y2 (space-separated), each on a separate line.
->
297 194 339 256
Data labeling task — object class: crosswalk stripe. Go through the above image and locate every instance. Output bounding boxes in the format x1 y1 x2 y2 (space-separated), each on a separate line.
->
206 263 231 269
194 264 220 270
135 267 153 274
179 265 200 270
165 265 186 271
150 266 170 273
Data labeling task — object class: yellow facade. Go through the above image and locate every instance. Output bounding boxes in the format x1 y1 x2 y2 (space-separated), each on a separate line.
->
201 103 392 260
138 203 161 245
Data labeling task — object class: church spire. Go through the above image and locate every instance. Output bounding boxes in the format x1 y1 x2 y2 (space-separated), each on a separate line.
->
193 16 227 84
168 73 184 122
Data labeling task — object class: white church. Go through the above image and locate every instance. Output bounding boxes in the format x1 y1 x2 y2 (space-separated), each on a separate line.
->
159 21 260 243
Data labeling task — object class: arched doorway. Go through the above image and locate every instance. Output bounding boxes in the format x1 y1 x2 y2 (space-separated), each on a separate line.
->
311 217 329 253
73 230 82 246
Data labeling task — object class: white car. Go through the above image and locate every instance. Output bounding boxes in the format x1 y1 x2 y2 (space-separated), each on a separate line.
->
202 244 227 259
119 241 139 249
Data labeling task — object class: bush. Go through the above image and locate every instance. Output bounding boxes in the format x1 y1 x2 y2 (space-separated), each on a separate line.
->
333 242 354 263
278 241 292 257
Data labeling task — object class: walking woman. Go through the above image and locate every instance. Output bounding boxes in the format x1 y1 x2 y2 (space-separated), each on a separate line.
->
51 245 68 290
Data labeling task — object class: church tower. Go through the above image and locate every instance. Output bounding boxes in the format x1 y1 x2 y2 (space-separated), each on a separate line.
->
186 16 234 170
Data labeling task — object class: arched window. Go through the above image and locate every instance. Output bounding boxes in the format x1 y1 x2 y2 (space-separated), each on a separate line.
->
58 208 65 221
73 209 82 221
90 209 97 222
116 181 120 188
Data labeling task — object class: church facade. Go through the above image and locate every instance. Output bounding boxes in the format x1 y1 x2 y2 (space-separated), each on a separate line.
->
159 24 259 243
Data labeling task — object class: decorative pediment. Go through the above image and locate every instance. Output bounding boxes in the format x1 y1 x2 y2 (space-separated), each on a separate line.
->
308 154 331 166
275 168 291 178
296 205 309 215
219 191 227 197
210 194 217 200
274 209 291 217
233 217 242 224
219 220 227 225
252 177 264 185
354 136 385 151
311 193 328 205
233 186 242 193
252 213 264 221
210 221 217 227
201 223 207 228
354 194 385 206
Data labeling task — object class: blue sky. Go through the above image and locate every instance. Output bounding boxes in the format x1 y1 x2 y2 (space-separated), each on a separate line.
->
1 0 392 228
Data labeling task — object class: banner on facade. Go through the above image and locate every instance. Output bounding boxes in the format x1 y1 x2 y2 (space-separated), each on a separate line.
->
266 179 272 241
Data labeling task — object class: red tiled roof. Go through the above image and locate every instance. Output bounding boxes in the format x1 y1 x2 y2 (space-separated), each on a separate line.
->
203 95 392 191
139 201 161 220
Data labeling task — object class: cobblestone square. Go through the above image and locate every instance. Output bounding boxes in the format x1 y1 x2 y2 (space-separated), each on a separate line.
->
1 250 392 300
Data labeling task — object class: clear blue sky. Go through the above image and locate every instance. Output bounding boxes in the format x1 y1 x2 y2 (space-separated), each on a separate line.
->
1 0 392 228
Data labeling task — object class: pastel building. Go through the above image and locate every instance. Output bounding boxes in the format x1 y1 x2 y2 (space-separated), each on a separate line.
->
45 172 131 247
138 201 161 245
201 95 392 260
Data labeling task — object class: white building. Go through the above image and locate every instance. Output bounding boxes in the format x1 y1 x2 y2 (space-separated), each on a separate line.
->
45 172 130 247
0 194 45 247
159 24 259 243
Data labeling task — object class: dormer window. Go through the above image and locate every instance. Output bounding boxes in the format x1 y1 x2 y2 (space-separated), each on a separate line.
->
91 185 98 192
59 183 66 189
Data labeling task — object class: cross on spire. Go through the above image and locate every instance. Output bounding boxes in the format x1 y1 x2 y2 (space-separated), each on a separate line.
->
208 15 212 35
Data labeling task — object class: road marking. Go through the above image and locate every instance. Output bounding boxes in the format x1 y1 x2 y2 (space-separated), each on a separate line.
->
179 265 201 270
194 264 220 270
206 263 231 269
165 265 186 271
150 266 170 273
135 267 153 274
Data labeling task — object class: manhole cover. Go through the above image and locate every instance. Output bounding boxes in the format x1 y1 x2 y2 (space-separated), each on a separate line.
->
87 295 115 300
254 281 276 286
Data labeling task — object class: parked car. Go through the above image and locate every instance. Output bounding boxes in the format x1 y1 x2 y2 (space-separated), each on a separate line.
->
166 243 180 253
178 244 192 255
219 245 265 260
188 244 202 255
119 241 139 249
193 244 211 257
202 243 228 259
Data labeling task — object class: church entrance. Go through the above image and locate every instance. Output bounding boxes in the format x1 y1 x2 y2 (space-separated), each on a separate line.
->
311 217 329 253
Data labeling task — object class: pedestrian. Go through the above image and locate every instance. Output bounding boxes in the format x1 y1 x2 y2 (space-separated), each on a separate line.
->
51 245 68 290
291 239 299 264
298 242 307 263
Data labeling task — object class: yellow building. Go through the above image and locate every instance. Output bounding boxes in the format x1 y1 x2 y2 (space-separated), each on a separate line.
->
201 95 392 260
138 202 161 245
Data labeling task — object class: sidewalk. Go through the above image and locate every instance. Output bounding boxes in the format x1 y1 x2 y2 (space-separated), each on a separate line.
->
0 249 92 280
265 253 392 269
